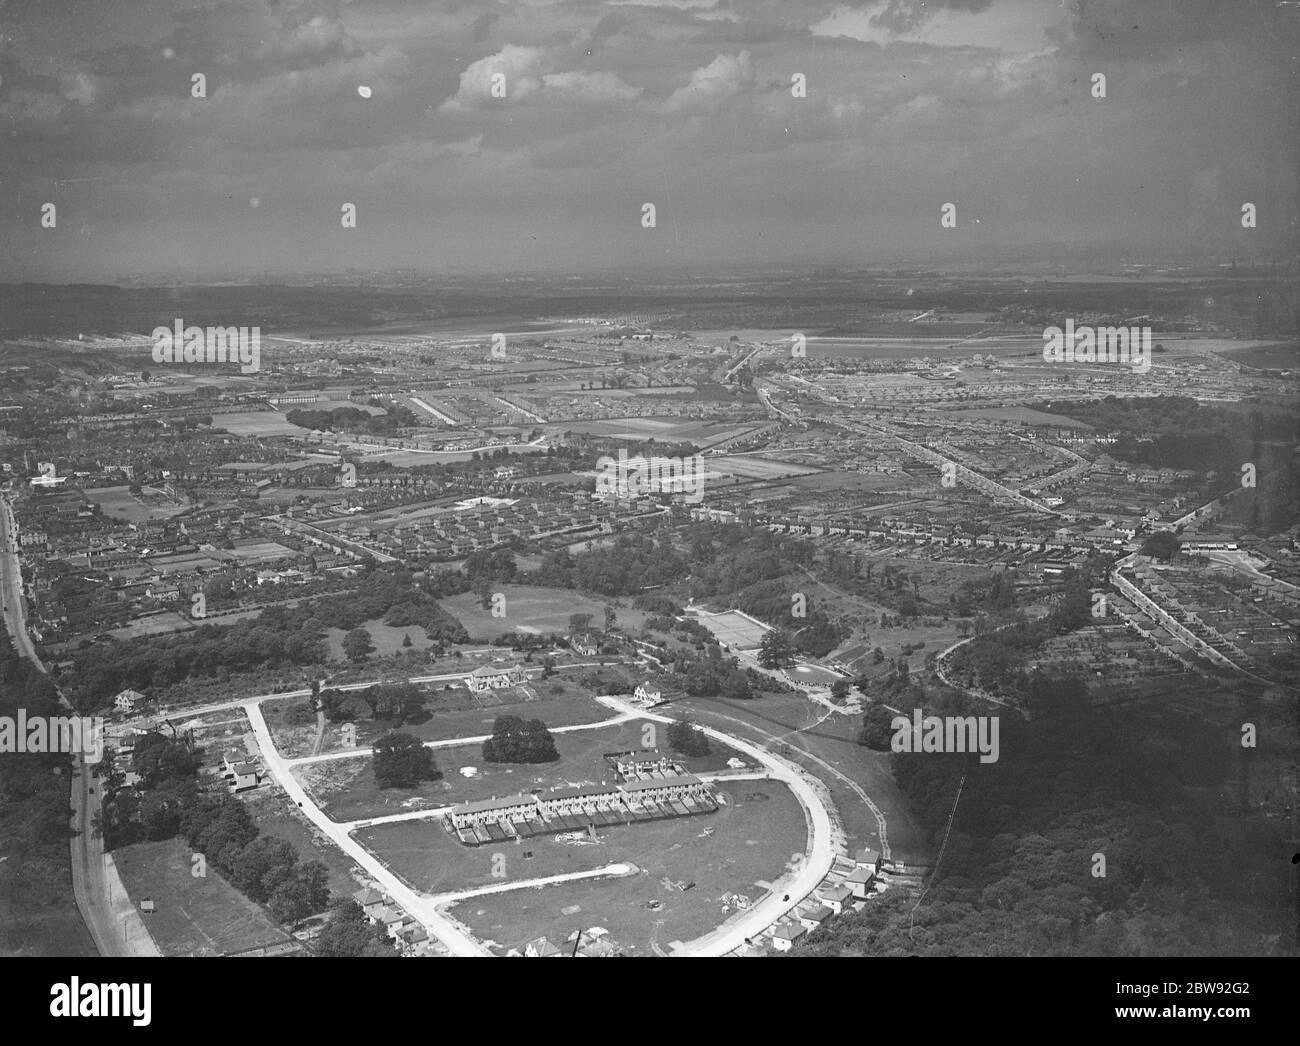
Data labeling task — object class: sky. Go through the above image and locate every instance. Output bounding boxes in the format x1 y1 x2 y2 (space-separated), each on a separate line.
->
1 0 1297 280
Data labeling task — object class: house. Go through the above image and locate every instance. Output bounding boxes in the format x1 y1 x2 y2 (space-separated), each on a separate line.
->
447 793 540 831
372 907 408 938
523 936 563 958
139 898 156 914
798 905 833 931
632 682 662 704
229 763 260 792
816 884 854 915
113 689 146 714
844 866 876 899
464 663 527 693
606 748 672 778
571 634 600 657
771 922 806 952
854 847 881 872
352 887 384 909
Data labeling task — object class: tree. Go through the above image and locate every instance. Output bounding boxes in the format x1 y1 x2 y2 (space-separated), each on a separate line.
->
758 628 796 668
401 633 412 648
569 612 594 634
667 718 711 757
373 732 440 789
858 704 896 750
1139 531 1181 561
482 716 559 763
831 678 850 701
315 901 399 957
603 605 617 633
343 627 374 661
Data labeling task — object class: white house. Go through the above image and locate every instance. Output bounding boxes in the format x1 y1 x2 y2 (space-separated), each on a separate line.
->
771 922 806 952
113 689 145 713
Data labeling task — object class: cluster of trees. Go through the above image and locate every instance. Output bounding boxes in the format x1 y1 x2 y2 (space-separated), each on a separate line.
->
99 732 330 925
733 580 846 657
373 732 440 789
1035 395 1299 534
286 404 418 435
805 691 1292 956
67 566 468 707
481 716 559 763
318 682 426 726
534 537 689 595
0 624 84 939
666 718 711 758
315 900 399 957
946 576 1096 698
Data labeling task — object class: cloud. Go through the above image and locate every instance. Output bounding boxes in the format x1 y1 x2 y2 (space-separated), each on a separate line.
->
440 45 546 109
541 70 642 104
663 50 753 113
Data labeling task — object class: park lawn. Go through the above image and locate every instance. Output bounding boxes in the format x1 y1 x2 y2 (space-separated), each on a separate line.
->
112 837 292 956
303 717 752 823
437 782 808 956
324 621 431 660
441 584 647 639
310 681 612 756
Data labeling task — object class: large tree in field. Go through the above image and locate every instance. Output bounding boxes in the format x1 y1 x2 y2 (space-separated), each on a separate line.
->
343 627 374 661
482 716 559 763
758 628 797 668
373 731 440 789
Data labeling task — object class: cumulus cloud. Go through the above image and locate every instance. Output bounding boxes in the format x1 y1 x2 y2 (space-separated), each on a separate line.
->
440 45 547 109
663 50 753 113
441 45 641 110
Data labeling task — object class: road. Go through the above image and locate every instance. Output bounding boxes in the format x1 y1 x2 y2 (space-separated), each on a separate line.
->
0 495 159 957
243 699 493 956
594 696 840 956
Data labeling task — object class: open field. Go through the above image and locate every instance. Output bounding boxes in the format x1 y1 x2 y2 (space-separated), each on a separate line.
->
112 837 292 956
265 681 613 759
708 456 822 480
300 717 749 822
104 610 194 639
209 411 305 436
693 609 770 650
677 691 930 861
85 485 188 523
323 621 431 660
442 584 647 638
438 781 807 955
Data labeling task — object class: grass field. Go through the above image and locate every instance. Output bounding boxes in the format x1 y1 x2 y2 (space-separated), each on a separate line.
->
112 837 292 956
442 584 647 638
324 621 431 660
678 691 930 861
210 411 305 437
434 781 808 955
264 680 612 760
85 485 187 523
301 717 749 823
708 456 822 480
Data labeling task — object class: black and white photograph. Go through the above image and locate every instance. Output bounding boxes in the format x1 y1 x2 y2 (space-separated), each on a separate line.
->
0 0 1296 1022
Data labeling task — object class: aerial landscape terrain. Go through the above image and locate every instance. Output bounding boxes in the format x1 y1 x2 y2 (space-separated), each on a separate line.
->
0 0 1295 980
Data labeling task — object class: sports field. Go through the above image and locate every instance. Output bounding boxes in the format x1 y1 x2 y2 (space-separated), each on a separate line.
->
693 609 770 650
